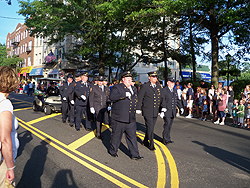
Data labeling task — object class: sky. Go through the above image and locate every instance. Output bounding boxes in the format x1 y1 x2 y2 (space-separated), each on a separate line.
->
0 0 25 44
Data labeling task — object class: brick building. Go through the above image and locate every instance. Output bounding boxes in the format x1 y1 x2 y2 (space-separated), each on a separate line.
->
6 23 34 79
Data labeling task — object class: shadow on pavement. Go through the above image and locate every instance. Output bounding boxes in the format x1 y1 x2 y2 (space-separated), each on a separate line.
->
16 138 50 188
192 141 250 174
17 131 33 158
51 169 79 188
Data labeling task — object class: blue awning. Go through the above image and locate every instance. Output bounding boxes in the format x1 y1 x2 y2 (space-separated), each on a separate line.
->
29 68 43 76
181 71 192 78
199 73 211 80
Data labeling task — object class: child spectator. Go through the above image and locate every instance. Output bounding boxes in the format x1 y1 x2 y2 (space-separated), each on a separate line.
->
176 85 182 117
232 99 238 127
195 87 201 119
214 88 227 125
208 85 215 114
212 89 218 121
186 83 194 118
237 100 245 127
201 99 208 121
245 93 250 129
227 85 234 117
182 84 188 114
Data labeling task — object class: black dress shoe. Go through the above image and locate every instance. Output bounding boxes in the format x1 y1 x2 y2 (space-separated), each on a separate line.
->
76 128 80 131
96 135 103 140
86 128 93 132
69 124 73 127
108 152 118 157
142 141 149 147
168 140 174 144
62 120 66 123
131 156 144 160
149 147 156 151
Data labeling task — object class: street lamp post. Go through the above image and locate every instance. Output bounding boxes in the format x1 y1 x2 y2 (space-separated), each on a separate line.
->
226 54 231 87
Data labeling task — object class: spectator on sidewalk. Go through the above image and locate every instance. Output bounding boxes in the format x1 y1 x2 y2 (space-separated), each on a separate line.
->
182 84 188 114
237 100 245 127
186 83 194 118
176 85 182 116
174 80 182 90
227 86 234 117
201 99 208 121
214 88 227 125
245 93 250 129
208 85 215 114
212 89 218 121
232 99 238 127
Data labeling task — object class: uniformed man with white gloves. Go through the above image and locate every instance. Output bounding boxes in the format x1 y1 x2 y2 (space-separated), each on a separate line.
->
74 71 93 131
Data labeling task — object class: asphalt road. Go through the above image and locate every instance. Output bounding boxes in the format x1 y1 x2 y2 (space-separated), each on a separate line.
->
9 92 250 188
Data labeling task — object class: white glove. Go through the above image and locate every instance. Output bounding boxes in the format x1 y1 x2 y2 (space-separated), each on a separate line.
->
136 110 141 114
180 108 184 114
70 100 74 105
81 95 86 100
90 107 95 114
161 108 167 112
126 92 131 99
107 106 111 111
159 112 165 119
63 97 67 101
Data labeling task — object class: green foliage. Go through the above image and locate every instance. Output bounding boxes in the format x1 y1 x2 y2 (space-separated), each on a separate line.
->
231 79 250 100
0 43 23 68
157 66 171 81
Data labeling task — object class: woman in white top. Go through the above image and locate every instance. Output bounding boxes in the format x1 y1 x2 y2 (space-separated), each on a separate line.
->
208 85 215 114
0 66 19 187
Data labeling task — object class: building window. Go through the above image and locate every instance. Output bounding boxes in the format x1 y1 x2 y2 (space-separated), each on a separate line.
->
28 41 32 51
35 54 38 65
28 57 31 66
170 59 175 69
61 47 64 59
56 48 59 59
39 53 41 64
36 36 39 47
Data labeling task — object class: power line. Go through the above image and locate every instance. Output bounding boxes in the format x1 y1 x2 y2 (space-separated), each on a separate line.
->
0 16 25 20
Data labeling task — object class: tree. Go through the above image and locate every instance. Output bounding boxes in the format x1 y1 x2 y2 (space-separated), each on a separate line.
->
0 43 23 69
178 0 250 88
18 0 134 76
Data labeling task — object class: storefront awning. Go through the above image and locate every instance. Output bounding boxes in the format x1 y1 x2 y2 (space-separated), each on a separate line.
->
48 69 59 75
199 72 211 80
19 66 33 74
29 68 43 76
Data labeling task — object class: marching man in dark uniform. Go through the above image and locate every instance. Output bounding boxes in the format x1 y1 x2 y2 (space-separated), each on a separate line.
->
103 77 111 125
109 71 143 160
161 77 184 145
60 73 75 126
89 76 110 139
136 71 166 150
74 72 93 131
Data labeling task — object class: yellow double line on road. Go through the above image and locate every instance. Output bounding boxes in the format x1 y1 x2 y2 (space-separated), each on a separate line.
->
14 104 179 188
17 117 148 188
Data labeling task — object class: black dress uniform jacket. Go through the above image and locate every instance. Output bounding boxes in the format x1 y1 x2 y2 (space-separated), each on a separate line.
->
89 85 110 113
137 82 166 117
163 87 182 118
60 81 75 102
110 83 137 123
60 81 75 123
74 81 90 106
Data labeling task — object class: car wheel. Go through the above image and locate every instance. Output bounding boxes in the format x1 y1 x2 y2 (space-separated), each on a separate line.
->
44 105 52 115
